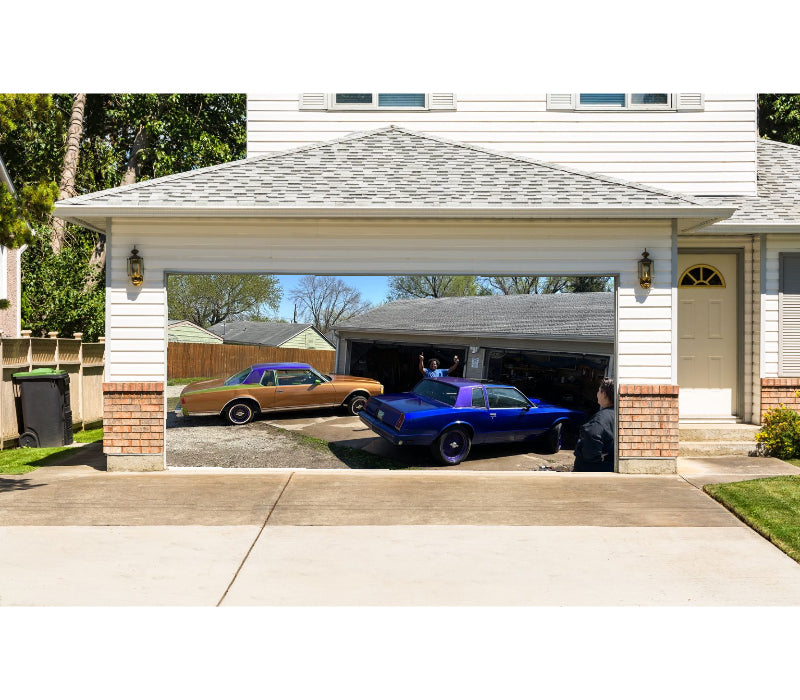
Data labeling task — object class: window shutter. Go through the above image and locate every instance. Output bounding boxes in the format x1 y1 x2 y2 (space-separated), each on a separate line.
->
780 254 800 376
676 93 704 111
299 93 328 110
428 93 457 110
546 94 577 110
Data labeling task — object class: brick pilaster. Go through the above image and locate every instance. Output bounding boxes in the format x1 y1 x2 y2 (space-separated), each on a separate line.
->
761 378 800 420
617 384 679 459
103 382 165 455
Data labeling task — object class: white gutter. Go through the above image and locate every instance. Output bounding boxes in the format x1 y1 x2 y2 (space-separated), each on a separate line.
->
697 222 800 234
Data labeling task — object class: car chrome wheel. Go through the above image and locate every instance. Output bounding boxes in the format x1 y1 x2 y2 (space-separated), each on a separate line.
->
225 401 255 426
347 395 367 415
432 427 471 465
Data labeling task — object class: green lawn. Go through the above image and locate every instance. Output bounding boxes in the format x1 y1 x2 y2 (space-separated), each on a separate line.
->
0 428 103 475
704 474 800 563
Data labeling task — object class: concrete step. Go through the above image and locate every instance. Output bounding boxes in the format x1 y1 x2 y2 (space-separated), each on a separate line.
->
678 423 760 442
679 441 758 457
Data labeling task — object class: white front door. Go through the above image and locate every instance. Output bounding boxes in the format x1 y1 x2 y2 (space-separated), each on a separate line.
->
678 252 738 420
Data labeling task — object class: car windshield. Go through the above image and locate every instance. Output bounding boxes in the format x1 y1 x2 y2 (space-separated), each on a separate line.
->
224 369 251 386
413 379 459 407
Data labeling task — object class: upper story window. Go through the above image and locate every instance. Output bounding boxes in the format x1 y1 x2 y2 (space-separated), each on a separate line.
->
547 93 704 112
299 93 457 111
333 93 427 109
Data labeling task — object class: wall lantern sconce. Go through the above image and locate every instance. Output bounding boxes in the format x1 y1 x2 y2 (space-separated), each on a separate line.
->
127 246 144 286
638 250 653 289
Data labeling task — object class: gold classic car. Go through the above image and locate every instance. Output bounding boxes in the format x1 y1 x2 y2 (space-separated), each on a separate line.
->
178 362 384 425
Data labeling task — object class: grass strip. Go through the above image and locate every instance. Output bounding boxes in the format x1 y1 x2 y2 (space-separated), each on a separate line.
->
74 428 103 443
287 430 408 470
0 445 92 475
0 429 104 475
704 475 800 563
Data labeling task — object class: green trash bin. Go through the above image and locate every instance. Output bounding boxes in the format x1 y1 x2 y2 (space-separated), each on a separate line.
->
12 368 74 448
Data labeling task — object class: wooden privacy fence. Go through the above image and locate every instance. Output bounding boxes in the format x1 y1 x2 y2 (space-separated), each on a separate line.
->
1 336 105 448
168 342 336 380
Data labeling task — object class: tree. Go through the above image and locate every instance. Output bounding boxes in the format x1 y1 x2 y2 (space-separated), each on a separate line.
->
290 276 372 332
0 93 248 336
387 275 484 300
167 274 281 328
0 94 60 247
50 93 87 253
20 232 105 339
758 94 800 145
480 275 612 295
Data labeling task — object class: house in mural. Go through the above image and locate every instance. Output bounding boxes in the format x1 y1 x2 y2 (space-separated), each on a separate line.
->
167 320 223 344
53 93 800 473
334 292 614 409
207 320 335 350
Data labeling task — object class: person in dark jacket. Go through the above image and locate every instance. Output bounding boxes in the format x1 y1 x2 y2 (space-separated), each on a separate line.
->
573 378 615 472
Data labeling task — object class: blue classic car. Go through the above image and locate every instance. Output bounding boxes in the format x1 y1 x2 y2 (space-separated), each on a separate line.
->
359 377 586 465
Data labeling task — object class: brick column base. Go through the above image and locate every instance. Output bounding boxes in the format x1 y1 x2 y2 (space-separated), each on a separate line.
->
617 384 679 474
103 382 165 472
761 378 800 421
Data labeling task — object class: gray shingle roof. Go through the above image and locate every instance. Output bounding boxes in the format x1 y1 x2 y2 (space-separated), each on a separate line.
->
336 292 614 341
704 139 800 226
59 126 704 211
207 320 332 347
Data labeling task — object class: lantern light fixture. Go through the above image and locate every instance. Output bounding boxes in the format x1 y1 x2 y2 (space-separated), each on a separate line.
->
127 246 144 287
638 250 653 289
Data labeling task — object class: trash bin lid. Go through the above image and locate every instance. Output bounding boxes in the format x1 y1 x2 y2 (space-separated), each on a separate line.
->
12 367 69 379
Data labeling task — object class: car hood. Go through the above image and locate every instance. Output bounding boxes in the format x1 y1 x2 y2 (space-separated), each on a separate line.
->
181 377 227 395
329 374 381 384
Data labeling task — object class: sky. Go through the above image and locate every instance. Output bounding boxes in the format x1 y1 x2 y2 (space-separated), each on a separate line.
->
275 275 390 321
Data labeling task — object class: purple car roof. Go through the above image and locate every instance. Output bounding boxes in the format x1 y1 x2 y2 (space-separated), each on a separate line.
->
249 362 312 371
423 376 514 390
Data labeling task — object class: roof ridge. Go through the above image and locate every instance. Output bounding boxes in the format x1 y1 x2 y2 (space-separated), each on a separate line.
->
384 125 703 206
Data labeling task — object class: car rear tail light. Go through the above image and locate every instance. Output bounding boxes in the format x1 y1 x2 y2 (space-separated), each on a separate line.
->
181 396 185 404
395 414 404 430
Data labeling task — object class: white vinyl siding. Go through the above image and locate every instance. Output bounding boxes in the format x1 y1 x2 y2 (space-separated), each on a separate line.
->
105 218 675 386
248 94 756 196
779 253 800 376
763 235 800 377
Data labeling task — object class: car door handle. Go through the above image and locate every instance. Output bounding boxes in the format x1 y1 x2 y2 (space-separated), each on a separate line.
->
490 413 497 417
277 389 284 393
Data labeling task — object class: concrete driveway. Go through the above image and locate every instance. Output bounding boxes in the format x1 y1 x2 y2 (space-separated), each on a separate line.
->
1 449 799 605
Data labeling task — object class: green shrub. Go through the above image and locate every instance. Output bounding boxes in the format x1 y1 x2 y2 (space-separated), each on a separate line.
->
756 405 800 459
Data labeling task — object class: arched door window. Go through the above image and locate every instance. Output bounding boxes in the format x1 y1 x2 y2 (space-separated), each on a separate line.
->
679 264 725 287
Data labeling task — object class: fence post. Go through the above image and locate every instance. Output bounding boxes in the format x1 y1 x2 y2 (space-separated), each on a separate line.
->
75 333 85 431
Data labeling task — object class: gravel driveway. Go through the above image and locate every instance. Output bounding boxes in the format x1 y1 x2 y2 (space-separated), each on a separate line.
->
166 385 348 469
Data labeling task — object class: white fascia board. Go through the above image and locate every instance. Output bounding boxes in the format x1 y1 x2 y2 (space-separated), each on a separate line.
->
54 205 736 225
697 221 800 234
